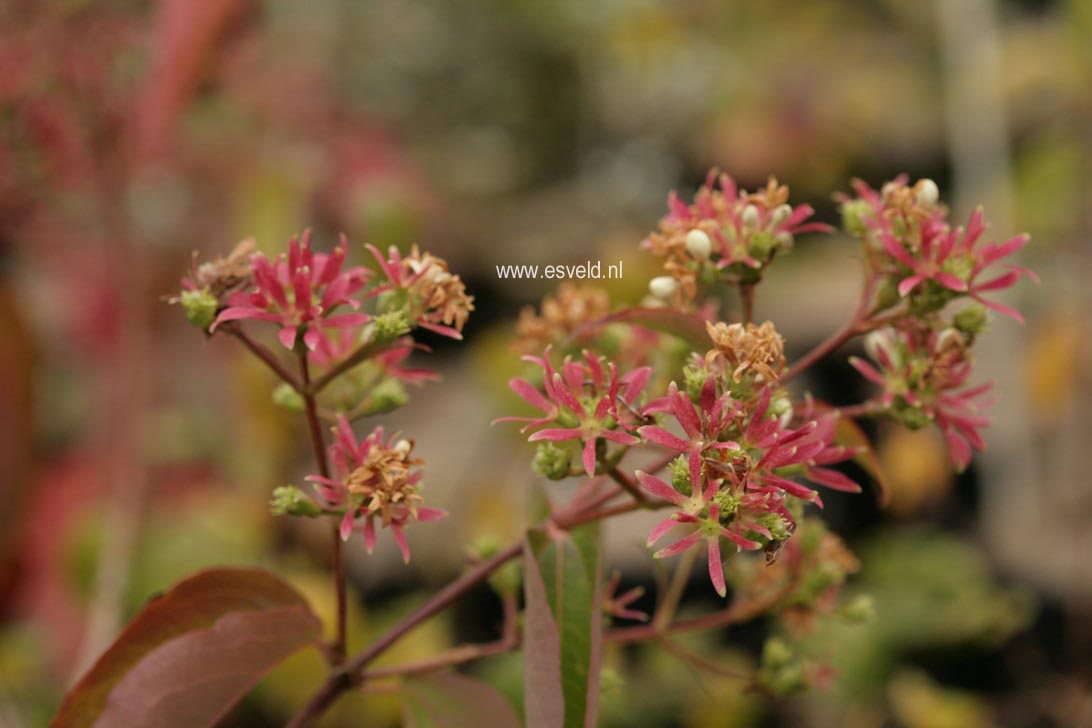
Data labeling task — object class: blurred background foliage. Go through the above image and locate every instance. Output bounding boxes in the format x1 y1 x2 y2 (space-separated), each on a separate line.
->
1 0 1090 725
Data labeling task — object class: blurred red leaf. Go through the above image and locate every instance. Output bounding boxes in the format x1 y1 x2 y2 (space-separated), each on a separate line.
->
572 306 710 350
810 400 890 507
53 567 322 728
402 671 519 728
523 525 601 728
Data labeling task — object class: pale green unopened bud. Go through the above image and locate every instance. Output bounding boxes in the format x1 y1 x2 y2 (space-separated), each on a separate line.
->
839 594 876 623
954 303 988 336
748 231 777 261
669 455 692 496
374 309 412 344
360 377 409 416
775 230 793 251
648 276 678 301
770 204 793 227
270 486 321 518
762 637 793 670
532 441 571 480
916 178 939 207
179 287 218 329
272 383 306 413
682 361 711 401
685 229 712 259
840 199 873 237
741 204 759 229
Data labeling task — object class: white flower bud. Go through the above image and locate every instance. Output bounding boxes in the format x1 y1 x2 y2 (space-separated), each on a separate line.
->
394 438 413 454
741 204 759 229
770 204 792 226
775 231 793 250
685 229 712 259
864 330 898 366
649 276 679 301
916 178 939 207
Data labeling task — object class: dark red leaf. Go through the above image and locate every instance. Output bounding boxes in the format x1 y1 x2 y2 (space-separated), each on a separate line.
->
53 567 322 728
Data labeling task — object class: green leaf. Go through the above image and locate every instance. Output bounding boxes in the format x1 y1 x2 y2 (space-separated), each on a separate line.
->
53 567 322 728
402 671 520 728
523 524 602 728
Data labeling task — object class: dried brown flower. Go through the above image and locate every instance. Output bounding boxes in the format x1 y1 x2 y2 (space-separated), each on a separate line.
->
705 320 786 384
514 283 611 353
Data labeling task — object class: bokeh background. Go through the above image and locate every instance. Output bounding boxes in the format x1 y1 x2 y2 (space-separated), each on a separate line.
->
2 0 1090 726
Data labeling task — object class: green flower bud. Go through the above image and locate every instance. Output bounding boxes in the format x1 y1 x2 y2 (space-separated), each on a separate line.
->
270 485 322 518
374 309 412 344
741 204 759 229
532 441 571 480
840 199 873 237
873 276 901 312
770 394 793 422
272 383 306 413
178 287 218 329
954 304 988 336
748 231 778 262
359 377 409 416
762 637 793 670
839 594 876 623
682 361 711 401
770 204 793 227
669 455 692 496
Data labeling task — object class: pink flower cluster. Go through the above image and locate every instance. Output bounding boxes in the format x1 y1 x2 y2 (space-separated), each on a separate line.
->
847 177 1037 323
306 417 444 562
646 170 830 270
636 382 860 596
212 230 370 349
850 325 992 471
497 349 652 476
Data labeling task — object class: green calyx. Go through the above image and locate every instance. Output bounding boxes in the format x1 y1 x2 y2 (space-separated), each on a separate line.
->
532 441 572 480
269 485 322 518
179 287 218 329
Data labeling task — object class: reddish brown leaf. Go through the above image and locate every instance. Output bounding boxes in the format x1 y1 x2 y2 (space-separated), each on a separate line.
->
53 567 322 728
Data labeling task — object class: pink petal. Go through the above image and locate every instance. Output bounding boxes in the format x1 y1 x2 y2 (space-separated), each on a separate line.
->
707 538 726 597
508 378 553 413
897 274 927 297
600 429 639 446
635 471 687 505
339 510 356 541
647 516 679 546
934 272 968 292
582 438 597 476
637 426 690 452
654 531 702 559
528 427 582 443
363 518 377 553
416 507 447 523
391 524 411 563
278 326 298 349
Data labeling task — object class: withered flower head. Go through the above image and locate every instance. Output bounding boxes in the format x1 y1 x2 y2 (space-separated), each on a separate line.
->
306 418 444 562
183 237 256 298
346 435 425 527
514 283 611 353
403 246 474 336
705 320 786 384
366 244 475 339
